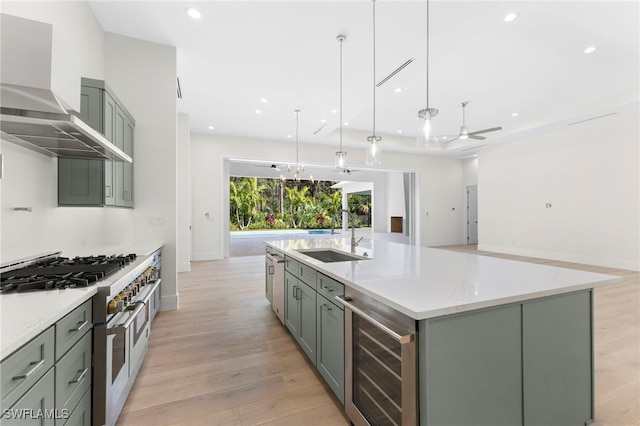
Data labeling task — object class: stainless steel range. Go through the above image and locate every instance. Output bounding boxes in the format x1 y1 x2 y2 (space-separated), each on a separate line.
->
0 249 162 426
92 250 161 426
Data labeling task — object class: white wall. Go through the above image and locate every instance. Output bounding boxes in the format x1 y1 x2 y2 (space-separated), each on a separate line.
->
104 33 179 309
190 133 465 260
177 113 192 272
478 105 639 271
386 172 405 232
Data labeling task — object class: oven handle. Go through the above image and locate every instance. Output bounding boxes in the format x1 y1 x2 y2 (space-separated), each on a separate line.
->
107 279 161 335
334 296 414 344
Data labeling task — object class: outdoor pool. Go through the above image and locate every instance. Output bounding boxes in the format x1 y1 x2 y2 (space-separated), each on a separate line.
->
230 229 333 239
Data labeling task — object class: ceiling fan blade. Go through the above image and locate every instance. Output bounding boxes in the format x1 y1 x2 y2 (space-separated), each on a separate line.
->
469 135 486 141
469 126 502 135
445 136 460 144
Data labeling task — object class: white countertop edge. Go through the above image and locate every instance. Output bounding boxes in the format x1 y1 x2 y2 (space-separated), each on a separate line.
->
265 240 622 321
1 288 97 359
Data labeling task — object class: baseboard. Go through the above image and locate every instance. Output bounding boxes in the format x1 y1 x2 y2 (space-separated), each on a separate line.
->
478 244 640 272
178 261 191 272
160 293 179 311
191 251 223 261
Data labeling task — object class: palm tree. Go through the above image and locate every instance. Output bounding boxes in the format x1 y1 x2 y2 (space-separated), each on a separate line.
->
285 185 314 228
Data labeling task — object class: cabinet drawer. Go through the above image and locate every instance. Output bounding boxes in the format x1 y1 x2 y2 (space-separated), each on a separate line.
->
298 262 317 289
55 300 92 361
1 326 55 410
61 387 91 426
1 367 55 426
55 331 91 421
317 273 345 304
285 256 299 274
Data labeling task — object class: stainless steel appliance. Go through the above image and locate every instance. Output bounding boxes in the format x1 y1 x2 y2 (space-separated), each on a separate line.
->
92 255 160 426
336 288 418 426
265 249 285 325
0 13 131 162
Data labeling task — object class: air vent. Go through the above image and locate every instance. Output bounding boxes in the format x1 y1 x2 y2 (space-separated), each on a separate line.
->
376 58 414 87
567 112 616 126
177 77 183 99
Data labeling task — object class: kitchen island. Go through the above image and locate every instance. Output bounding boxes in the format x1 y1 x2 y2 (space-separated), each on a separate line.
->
265 237 620 426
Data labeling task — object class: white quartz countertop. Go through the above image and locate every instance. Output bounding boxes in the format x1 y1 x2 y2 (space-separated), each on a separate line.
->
0 287 96 359
266 238 621 320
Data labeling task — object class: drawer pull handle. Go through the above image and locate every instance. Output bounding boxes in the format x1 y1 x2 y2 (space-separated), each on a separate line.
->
68 368 88 384
12 359 45 381
322 304 333 311
322 286 334 292
68 320 88 333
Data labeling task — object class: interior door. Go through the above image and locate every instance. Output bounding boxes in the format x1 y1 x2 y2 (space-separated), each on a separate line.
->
466 185 478 244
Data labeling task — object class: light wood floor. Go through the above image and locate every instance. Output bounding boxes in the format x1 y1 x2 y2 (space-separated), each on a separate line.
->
117 246 639 426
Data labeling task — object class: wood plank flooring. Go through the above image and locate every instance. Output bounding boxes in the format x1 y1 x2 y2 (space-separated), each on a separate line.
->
117 246 639 426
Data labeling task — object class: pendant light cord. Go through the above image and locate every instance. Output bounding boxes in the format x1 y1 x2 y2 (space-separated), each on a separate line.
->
294 109 300 169
372 0 377 138
339 37 343 153
426 0 430 110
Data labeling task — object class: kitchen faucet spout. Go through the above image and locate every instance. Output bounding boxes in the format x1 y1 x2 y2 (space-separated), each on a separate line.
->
331 209 359 249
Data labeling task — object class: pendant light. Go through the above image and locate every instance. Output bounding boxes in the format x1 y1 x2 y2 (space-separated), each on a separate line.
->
417 0 439 147
335 35 348 170
293 109 303 183
366 0 382 165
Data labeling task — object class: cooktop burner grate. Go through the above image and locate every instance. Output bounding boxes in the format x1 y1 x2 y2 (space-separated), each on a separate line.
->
0 254 136 293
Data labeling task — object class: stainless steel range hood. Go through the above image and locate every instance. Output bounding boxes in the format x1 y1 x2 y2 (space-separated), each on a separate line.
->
0 14 132 163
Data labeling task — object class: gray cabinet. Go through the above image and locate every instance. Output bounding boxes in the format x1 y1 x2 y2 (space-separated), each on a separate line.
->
316 293 344 404
418 290 595 426
0 301 93 426
58 78 134 207
284 270 316 365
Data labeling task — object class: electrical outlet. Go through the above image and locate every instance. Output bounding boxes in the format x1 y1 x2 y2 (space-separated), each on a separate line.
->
545 203 552 208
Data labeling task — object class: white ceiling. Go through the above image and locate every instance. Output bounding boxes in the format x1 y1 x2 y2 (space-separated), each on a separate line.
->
88 1 639 159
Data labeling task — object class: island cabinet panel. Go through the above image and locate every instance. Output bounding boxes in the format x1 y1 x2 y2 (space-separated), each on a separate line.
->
316 294 345 404
418 289 594 426
522 290 593 426
420 304 523 426
284 271 300 337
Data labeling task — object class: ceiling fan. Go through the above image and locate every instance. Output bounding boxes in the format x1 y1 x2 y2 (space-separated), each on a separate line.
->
255 163 284 172
335 167 360 175
444 101 502 144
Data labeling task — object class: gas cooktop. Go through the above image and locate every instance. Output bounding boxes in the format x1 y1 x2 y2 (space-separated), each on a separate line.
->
0 254 136 293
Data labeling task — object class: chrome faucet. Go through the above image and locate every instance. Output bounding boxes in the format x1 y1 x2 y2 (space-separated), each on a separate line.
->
331 209 359 249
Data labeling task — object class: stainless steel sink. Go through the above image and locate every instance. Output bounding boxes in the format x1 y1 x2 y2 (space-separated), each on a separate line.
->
296 249 370 263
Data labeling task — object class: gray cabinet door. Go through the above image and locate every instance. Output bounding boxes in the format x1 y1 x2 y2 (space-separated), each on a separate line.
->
316 294 344 403
103 92 116 206
297 281 317 365
420 304 523 426
522 290 593 426
284 272 299 337
114 105 134 207
1 368 55 426
58 158 104 206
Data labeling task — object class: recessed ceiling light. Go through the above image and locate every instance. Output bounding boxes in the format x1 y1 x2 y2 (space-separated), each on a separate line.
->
255 109 262 114
208 125 215 130
511 112 519 117
260 98 268 103
504 12 518 22
394 88 402 93
331 109 337 114
286 134 292 138
397 130 403 134
321 119 327 123
185 7 201 19
584 46 597 54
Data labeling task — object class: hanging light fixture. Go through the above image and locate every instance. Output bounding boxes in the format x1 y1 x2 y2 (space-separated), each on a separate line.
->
293 109 303 183
366 0 382 165
417 0 439 147
335 35 348 170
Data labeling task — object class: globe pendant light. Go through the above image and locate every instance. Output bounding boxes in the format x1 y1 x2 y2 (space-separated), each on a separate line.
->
366 0 382 165
335 35 348 169
417 0 439 147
